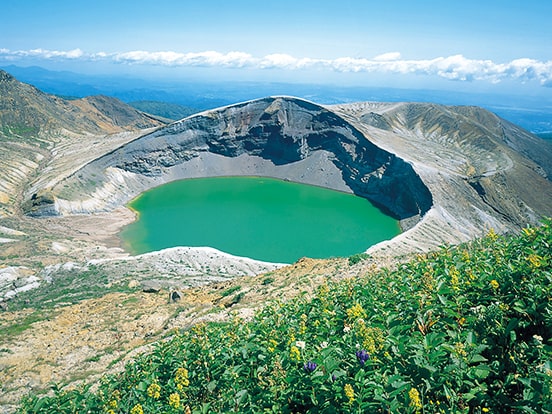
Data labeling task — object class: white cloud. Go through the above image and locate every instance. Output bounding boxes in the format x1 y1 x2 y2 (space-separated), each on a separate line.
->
6 48 84 59
1 48 551 86
373 52 402 62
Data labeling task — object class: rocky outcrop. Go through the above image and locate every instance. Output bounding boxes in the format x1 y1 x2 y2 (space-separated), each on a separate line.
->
24 96 552 256
332 101 552 253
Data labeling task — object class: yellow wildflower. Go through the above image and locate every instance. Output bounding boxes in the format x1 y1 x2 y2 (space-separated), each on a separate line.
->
147 382 161 399
527 254 543 269
108 399 118 408
346 303 366 320
454 342 468 358
344 383 355 404
168 392 181 409
482 408 490 413
288 333 296 345
175 367 190 390
130 404 144 414
449 266 460 291
490 279 499 290
267 338 278 353
106 410 116 414
299 313 308 334
290 345 301 361
408 387 422 411
356 322 384 354
487 228 498 241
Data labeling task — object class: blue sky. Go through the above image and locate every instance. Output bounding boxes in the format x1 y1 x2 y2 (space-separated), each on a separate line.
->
1 0 551 96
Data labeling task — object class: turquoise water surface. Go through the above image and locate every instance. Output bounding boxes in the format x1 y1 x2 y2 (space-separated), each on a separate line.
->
120 176 400 263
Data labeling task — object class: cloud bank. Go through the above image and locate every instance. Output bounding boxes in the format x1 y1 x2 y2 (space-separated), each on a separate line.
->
1 48 551 86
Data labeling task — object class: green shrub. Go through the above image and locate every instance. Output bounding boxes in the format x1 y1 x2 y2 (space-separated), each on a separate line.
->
18 220 552 413
348 252 370 266
220 285 241 297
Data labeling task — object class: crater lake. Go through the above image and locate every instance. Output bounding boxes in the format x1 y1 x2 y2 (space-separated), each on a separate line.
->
120 176 401 263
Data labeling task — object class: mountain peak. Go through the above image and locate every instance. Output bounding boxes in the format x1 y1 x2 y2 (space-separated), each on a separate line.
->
0 69 15 82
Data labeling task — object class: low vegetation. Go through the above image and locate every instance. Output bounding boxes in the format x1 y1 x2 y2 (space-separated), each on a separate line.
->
18 220 551 413
128 101 198 121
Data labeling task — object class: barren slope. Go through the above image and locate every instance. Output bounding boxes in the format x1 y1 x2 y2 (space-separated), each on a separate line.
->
0 70 165 217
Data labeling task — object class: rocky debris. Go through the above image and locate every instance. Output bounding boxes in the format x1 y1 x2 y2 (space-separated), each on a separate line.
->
0 266 40 302
169 290 183 302
142 281 162 293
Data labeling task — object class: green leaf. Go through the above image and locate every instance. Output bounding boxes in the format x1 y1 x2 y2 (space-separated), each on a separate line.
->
473 364 491 379
469 353 488 363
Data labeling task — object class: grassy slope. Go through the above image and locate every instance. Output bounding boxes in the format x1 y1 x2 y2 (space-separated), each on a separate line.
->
19 221 552 413
128 101 198 121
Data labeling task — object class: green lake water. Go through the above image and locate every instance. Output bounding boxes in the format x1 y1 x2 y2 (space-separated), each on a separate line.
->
120 176 400 263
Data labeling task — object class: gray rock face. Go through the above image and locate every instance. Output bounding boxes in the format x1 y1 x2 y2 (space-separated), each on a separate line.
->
25 96 552 256
37 97 432 223
115 97 432 220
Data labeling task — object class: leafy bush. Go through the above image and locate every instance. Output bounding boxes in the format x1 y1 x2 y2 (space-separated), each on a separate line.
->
19 220 552 413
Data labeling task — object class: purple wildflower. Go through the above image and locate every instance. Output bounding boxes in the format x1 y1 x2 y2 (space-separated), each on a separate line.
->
303 361 317 373
356 349 370 365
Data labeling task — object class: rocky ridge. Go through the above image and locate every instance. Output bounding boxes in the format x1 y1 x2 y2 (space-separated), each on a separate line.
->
0 69 165 217
26 96 552 256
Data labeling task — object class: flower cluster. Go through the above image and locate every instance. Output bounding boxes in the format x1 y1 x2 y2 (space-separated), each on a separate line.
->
346 303 366 320
289 345 301 361
344 383 355 404
175 367 189 390
130 403 144 414
147 382 161 399
355 349 370 365
168 392 180 409
409 387 422 411
303 361 317 373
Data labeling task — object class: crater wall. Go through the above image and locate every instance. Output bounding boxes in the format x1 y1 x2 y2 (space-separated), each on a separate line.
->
31 97 433 230
24 96 552 257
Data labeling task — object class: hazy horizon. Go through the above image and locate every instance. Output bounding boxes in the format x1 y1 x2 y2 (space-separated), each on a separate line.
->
2 1 552 99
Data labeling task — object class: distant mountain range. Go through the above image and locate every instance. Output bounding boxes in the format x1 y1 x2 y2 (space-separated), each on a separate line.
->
2 64 551 135
0 69 164 138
